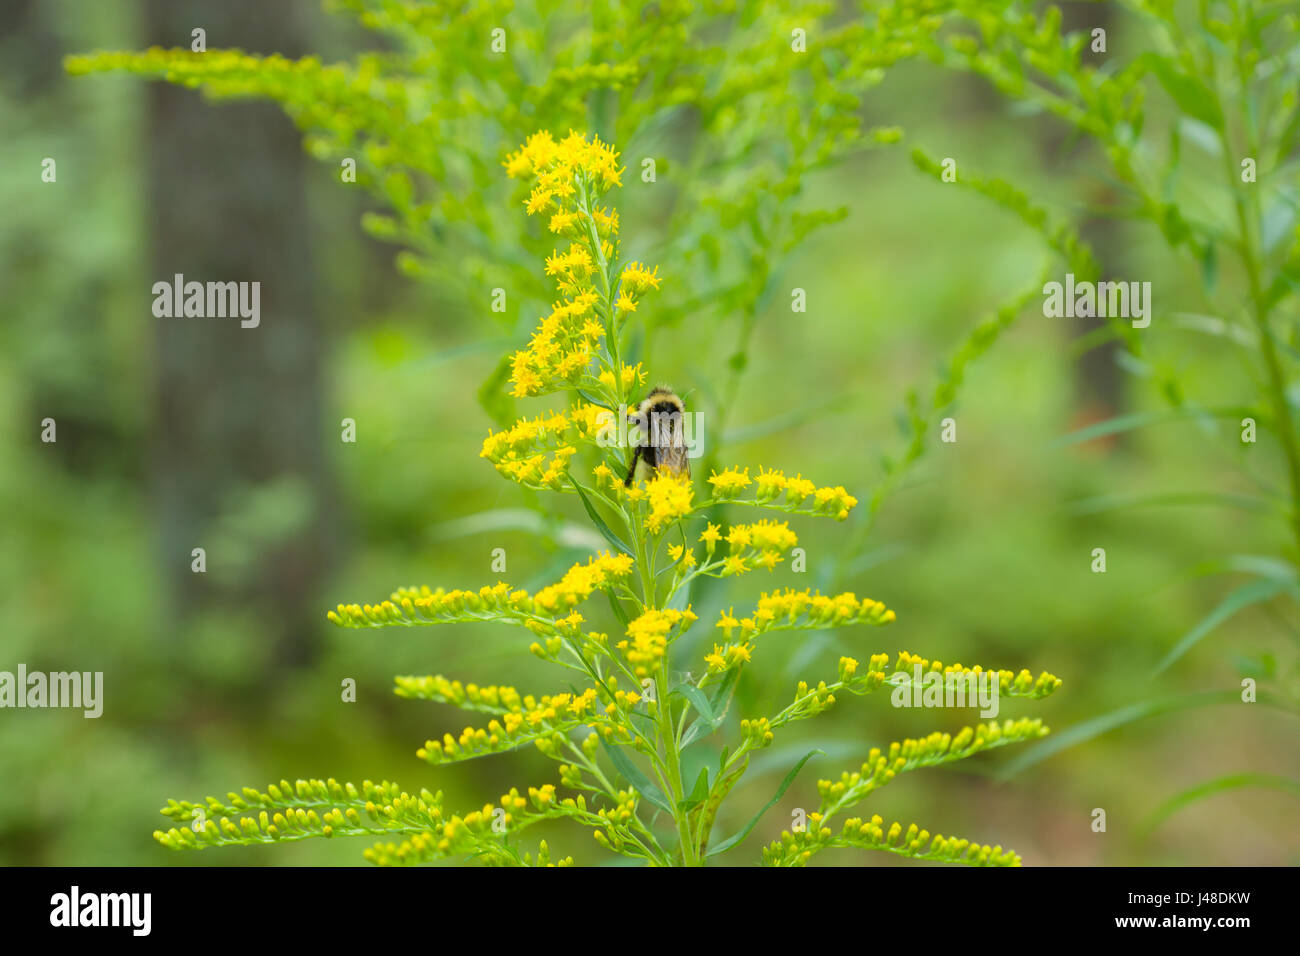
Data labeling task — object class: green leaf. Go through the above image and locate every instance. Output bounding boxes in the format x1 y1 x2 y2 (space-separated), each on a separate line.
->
569 477 634 557
1177 116 1222 156
707 749 823 857
678 766 711 813
1000 688 1300 782
1140 773 1300 837
680 717 716 750
1200 241 1218 293
600 739 673 815
429 508 605 551
606 591 631 628
1262 200 1296 255
673 683 716 725
1142 54 1224 129
574 388 614 411
1068 490 1283 516
1167 313 1256 346
1051 406 1250 448
1153 578 1291 675
476 354 518 427
996 691 1242 780
680 673 731 749
707 667 740 713
1222 554 1298 584
665 579 692 613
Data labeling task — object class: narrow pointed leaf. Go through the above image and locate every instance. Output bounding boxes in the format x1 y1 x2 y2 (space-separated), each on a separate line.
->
600 739 672 815
1153 578 1290 675
707 749 823 857
570 478 634 557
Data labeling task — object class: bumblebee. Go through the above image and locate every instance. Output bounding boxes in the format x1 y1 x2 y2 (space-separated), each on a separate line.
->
624 386 691 486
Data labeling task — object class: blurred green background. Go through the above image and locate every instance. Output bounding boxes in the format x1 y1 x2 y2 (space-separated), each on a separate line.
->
2 0 1297 866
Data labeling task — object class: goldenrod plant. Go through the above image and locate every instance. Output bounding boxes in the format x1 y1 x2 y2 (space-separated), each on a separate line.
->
66 0 1070 868
143 131 1061 866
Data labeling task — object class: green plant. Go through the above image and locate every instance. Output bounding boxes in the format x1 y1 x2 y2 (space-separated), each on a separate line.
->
64 0 1079 869
143 130 1060 866
912 0 1300 825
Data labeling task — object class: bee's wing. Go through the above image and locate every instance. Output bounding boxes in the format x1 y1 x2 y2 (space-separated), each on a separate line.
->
656 443 690 480
646 406 691 480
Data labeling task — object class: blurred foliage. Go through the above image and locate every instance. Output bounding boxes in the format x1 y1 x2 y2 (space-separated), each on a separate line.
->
70 0 931 438
910 0 1300 832
0 0 1296 865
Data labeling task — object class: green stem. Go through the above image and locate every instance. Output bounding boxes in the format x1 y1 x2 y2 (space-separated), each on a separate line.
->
1213 32 1300 559
584 172 697 865
654 664 698 866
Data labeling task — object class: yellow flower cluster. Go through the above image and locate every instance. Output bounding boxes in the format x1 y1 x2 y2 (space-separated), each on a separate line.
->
544 244 600 298
329 582 516 629
619 262 661 295
892 651 1062 698
762 815 1021 868
364 785 573 866
480 409 575 488
531 552 636 614
727 520 798 551
547 205 618 240
643 471 693 533
618 607 698 678
417 689 601 765
591 786 645 852
567 402 608 437
509 292 607 398
816 720 1051 822
157 777 415 831
504 129 624 204
480 410 570 456
328 553 633 631
724 588 895 639
703 590 892 675
591 461 618 491
838 656 859 681
393 675 525 713
155 776 555 865
598 361 646 393
502 130 659 397
706 466 752 497
521 839 574 867
601 688 643 729
704 640 754 673
789 678 839 720
595 789 638 827
721 519 800 574
479 403 608 488
709 466 859 520
666 543 697 569
740 716 775 748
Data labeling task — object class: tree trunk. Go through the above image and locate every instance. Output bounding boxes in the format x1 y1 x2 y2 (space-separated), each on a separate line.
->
145 0 334 671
